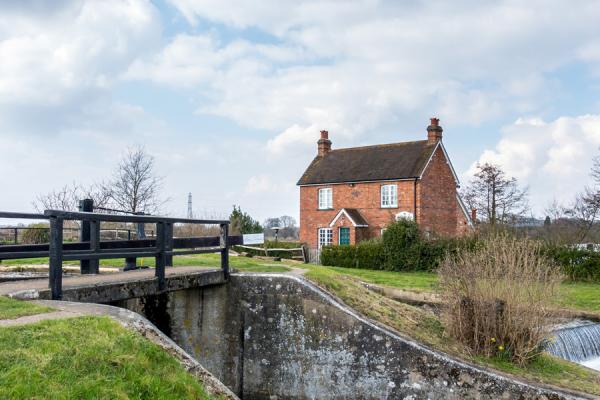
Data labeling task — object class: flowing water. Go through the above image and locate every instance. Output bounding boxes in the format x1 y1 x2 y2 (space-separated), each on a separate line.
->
546 321 600 372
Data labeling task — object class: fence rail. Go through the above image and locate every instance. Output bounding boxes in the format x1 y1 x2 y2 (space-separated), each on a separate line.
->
0 209 240 300
235 244 307 262
0 226 154 245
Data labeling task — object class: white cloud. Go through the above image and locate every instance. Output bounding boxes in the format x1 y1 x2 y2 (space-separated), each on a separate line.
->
127 0 600 160
0 0 160 106
467 115 600 214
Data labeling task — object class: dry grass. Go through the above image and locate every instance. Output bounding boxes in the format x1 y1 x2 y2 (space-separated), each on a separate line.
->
438 234 563 366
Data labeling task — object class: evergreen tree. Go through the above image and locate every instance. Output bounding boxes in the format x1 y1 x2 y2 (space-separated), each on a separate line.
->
229 205 263 234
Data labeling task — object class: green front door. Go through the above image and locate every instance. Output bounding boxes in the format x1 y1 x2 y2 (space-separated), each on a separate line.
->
339 227 350 245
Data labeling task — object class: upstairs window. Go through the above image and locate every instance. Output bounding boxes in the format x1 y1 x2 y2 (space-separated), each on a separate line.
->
381 184 398 208
318 188 333 209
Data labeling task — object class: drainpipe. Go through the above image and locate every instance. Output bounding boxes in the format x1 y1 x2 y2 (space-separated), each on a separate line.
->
413 178 418 223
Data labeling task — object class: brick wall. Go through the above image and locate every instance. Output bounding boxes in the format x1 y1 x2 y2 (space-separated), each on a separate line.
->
417 146 460 236
299 180 417 248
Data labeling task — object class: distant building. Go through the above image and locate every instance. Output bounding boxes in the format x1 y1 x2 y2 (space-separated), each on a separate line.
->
297 118 472 249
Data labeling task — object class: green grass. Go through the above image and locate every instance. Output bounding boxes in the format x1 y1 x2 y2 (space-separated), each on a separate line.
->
0 297 54 320
478 354 600 395
0 316 217 399
1 254 292 273
322 267 438 292
309 267 600 313
557 281 600 312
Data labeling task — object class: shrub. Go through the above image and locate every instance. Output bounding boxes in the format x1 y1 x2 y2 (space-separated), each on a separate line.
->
438 234 563 366
321 239 385 269
21 224 50 244
543 246 600 282
382 220 423 271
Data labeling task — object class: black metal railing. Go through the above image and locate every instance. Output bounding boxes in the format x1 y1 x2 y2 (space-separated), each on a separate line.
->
0 210 240 300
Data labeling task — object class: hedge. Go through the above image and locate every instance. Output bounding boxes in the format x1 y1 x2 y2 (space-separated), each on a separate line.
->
321 220 478 272
321 240 384 269
321 219 600 281
544 246 600 282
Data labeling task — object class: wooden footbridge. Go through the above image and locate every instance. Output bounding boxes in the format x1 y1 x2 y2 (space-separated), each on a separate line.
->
0 208 242 301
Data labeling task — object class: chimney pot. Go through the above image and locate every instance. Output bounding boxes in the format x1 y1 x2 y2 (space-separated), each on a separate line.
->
320 130 329 139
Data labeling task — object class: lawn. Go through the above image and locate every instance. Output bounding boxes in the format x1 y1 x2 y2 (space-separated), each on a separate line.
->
0 296 54 320
311 267 600 314
1 253 292 273
0 316 217 399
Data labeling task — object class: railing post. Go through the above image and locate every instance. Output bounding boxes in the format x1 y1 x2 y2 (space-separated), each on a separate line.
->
79 199 97 274
49 216 64 300
13 228 17 244
155 221 166 291
89 219 100 274
220 223 230 279
165 222 173 267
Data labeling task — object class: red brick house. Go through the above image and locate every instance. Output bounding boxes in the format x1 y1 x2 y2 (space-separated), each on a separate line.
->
297 118 472 249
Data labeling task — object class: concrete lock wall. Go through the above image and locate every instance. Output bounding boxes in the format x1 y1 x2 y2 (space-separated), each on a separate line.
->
114 274 584 400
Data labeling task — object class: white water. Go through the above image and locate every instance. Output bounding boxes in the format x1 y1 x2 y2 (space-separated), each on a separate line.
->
546 322 600 372
582 357 600 372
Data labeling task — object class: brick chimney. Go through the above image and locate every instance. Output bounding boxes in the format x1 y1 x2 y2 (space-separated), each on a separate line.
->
427 117 443 144
318 130 332 156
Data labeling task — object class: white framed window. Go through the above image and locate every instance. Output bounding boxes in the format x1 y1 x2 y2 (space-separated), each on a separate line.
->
318 228 333 248
380 184 398 208
318 188 333 209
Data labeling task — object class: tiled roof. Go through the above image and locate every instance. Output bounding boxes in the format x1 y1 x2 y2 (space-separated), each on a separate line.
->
343 208 369 226
297 140 437 185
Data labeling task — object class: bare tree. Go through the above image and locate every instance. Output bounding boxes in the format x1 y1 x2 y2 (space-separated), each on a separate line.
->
462 163 529 226
33 182 111 213
105 146 166 214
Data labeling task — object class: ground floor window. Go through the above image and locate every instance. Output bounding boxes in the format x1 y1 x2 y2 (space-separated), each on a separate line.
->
339 227 350 245
318 228 333 248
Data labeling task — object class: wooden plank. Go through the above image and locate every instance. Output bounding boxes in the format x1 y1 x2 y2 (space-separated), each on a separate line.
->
220 223 229 279
44 210 229 225
0 236 243 254
0 212 47 220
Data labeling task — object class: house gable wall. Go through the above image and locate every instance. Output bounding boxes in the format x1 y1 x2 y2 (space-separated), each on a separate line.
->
417 145 467 236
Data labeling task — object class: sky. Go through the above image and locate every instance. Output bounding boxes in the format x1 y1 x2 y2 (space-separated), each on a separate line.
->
2 0 600 223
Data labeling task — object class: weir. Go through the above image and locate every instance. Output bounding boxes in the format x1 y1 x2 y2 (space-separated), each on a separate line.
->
547 322 600 372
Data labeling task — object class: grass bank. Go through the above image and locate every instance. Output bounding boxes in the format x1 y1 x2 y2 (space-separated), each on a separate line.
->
0 296 54 320
319 267 600 313
0 316 217 399
303 265 600 396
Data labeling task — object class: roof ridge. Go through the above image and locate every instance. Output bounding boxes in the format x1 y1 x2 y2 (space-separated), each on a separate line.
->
328 139 429 152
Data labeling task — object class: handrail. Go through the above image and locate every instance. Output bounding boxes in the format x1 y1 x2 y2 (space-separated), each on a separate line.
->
44 210 229 224
0 212 48 220
0 209 233 300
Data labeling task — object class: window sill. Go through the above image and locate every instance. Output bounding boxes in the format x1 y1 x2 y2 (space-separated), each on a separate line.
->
317 208 335 211
380 205 399 209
